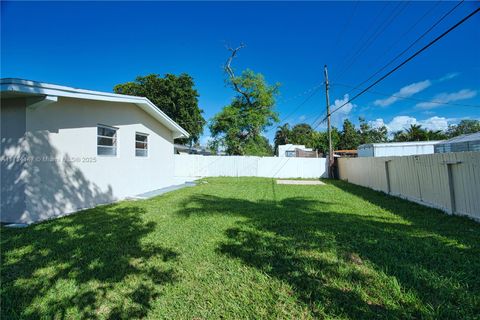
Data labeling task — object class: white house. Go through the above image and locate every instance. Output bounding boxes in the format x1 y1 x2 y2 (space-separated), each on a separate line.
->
0 78 189 224
357 141 442 157
277 144 316 157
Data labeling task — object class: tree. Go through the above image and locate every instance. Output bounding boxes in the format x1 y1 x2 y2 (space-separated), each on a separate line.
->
339 119 360 150
426 129 447 141
289 123 316 147
446 119 480 138
358 117 388 144
405 124 428 141
314 127 340 156
392 130 409 142
392 124 437 142
114 74 206 145
243 136 274 156
274 124 291 154
209 45 280 155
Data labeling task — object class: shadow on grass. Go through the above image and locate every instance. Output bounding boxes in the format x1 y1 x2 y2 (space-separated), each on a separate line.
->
178 180 480 319
1 204 178 319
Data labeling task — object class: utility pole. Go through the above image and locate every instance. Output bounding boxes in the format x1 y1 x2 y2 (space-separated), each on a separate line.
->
324 65 333 178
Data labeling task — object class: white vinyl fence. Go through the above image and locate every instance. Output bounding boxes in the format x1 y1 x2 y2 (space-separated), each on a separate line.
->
174 155 328 179
337 152 480 221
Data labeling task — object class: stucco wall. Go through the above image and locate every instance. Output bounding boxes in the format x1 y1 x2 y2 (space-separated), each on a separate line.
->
1 98 27 222
2 96 176 223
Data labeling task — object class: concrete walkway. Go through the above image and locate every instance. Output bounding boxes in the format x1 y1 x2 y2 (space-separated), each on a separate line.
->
276 180 325 185
134 180 197 199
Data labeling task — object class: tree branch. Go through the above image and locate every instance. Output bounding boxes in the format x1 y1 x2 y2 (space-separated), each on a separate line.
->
224 43 252 106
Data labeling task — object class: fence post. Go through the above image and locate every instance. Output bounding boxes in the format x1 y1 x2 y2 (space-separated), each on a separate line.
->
446 163 456 215
445 161 462 215
385 160 391 194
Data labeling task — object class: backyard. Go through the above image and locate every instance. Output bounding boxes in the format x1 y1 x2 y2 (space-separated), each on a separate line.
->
1 177 479 319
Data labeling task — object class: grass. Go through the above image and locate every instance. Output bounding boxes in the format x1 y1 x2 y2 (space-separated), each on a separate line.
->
1 177 479 319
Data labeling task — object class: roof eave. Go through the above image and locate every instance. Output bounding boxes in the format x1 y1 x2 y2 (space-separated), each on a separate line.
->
0 79 190 139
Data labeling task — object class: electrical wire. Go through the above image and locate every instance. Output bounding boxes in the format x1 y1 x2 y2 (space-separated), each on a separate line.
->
340 0 465 98
332 82 480 108
321 6 480 124
335 1 410 82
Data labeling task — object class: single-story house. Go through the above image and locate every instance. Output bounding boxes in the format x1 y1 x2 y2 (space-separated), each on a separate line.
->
277 144 318 158
1 78 189 224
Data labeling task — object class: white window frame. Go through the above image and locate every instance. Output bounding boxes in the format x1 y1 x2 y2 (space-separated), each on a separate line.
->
97 124 118 157
135 132 148 157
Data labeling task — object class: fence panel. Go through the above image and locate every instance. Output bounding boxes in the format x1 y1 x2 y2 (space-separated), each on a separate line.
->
338 152 480 221
174 155 327 179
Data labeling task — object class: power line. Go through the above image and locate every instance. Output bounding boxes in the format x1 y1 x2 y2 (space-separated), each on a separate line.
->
341 0 464 98
264 84 323 134
334 1 359 49
333 2 389 79
367 1 442 73
321 6 480 123
335 1 410 82
277 85 323 123
276 83 323 105
332 82 480 108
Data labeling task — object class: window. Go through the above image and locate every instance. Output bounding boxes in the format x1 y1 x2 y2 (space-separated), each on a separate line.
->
97 125 118 156
285 150 295 157
135 133 148 157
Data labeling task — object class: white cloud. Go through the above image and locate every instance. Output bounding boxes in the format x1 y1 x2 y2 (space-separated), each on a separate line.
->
370 116 453 133
416 89 477 109
374 80 432 107
438 72 460 82
419 116 451 131
330 94 356 126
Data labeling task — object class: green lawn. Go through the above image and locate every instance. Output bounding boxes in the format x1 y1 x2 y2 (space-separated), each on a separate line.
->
1 178 479 319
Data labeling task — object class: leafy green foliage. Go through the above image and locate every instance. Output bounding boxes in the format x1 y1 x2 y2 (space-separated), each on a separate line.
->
358 117 388 144
446 119 480 138
392 124 447 142
289 123 316 147
314 127 340 156
2 178 479 319
339 119 360 150
273 123 291 153
209 70 279 155
114 74 206 145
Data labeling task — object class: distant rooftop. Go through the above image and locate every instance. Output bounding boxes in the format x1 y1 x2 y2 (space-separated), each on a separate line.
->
358 141 442 149
438 132 480 144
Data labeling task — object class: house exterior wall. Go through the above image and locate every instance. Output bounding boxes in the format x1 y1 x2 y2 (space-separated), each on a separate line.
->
2 97 176 223
1 98 27 222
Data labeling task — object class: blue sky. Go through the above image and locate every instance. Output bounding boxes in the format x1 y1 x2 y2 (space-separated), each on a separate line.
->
2 1 479 144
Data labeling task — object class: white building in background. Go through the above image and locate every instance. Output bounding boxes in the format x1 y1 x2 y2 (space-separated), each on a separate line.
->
434 132 480 153
357 141 442 158
277 144 315 157
1 78 189 224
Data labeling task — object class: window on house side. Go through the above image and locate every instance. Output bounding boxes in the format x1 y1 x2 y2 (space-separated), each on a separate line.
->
135 133 148 157
97 125 118 156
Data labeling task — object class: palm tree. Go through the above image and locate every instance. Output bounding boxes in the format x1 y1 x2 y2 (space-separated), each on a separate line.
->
427 129 447 141
392 130 408 142
274 124 291 154
405 124 427 141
